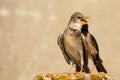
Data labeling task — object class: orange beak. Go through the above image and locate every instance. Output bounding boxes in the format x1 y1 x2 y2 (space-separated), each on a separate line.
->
80 17 89 24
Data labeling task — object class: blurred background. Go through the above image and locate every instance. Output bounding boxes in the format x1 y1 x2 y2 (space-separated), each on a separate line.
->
0 0 120 80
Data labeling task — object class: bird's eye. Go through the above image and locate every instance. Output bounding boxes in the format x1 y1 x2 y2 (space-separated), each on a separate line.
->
77 17 81 19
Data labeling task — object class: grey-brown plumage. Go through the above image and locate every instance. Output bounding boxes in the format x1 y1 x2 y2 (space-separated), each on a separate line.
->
57 12 107 73
57 12 90 73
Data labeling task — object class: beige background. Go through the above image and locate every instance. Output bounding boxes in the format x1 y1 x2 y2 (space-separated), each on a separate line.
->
0 0 120 80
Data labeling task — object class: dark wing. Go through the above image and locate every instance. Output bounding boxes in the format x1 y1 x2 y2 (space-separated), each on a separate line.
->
89 33 102 61
89 34 107 73
89 33 99 52
57 34 71 64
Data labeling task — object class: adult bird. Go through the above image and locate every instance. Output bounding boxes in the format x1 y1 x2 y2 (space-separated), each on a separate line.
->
81 17 107 73
57 12 107 73
57 12 90 73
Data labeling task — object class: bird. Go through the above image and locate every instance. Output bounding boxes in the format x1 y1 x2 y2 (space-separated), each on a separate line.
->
81 20 107 73
57 12 90 73
57 12 107 73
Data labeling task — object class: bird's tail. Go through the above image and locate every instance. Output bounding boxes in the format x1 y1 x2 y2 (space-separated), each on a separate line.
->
95 62 107 73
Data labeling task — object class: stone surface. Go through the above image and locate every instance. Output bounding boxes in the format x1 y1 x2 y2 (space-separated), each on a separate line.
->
34 73 113 80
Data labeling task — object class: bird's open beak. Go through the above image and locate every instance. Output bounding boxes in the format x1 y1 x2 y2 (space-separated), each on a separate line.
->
80 17 89 24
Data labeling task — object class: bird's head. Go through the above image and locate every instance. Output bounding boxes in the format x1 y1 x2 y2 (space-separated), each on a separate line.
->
68 12 88 31
70 12 88 25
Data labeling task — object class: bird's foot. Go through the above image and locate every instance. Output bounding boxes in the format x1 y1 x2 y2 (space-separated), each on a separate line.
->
80 65 83 73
